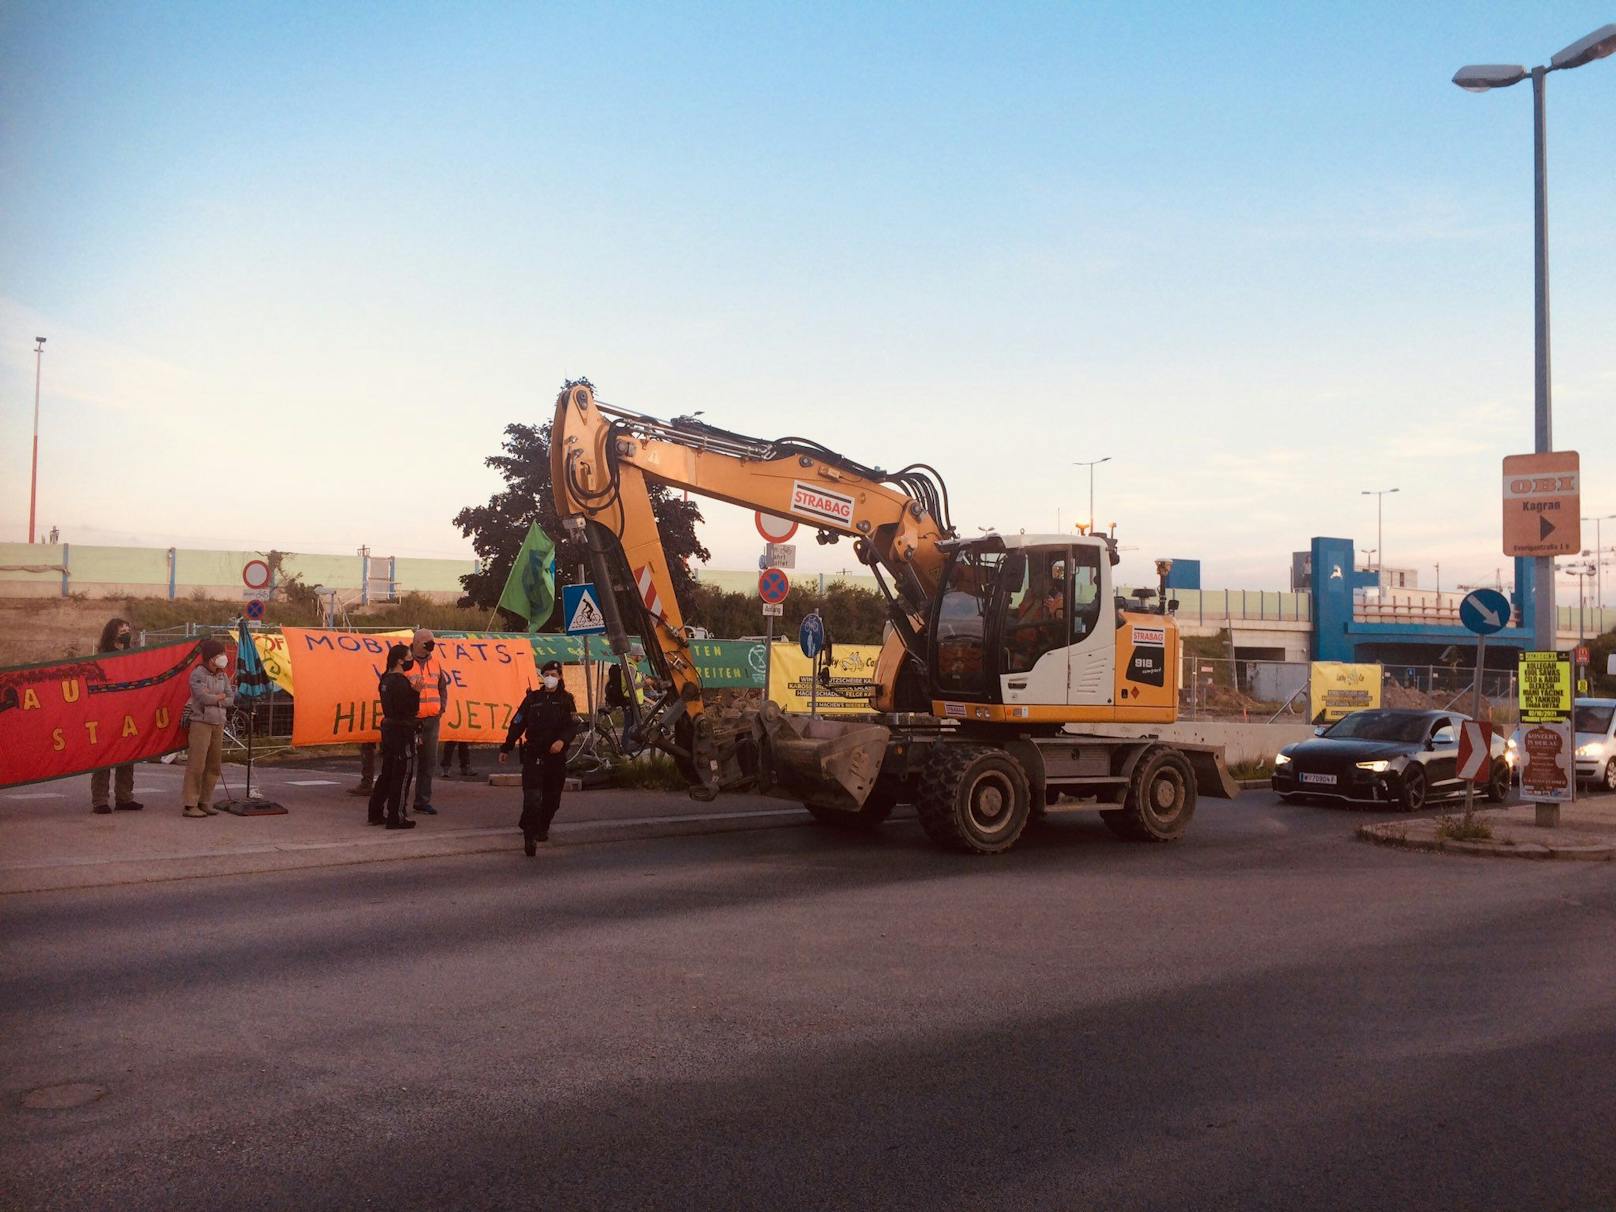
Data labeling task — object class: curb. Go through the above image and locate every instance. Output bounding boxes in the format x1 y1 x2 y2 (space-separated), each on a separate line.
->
1356 820 1615 862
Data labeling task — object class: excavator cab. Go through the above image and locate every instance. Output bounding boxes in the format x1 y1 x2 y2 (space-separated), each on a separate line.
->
926 535 1120 717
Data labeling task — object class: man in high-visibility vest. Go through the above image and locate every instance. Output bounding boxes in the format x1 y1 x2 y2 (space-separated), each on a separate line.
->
408 627 451 815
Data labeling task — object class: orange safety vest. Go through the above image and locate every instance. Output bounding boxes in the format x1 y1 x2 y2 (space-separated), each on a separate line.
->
410 658 444 719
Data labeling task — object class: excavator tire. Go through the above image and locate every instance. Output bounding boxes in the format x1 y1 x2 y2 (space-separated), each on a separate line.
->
915 744 1031 855
1100 746 1197 842
804 784 898 830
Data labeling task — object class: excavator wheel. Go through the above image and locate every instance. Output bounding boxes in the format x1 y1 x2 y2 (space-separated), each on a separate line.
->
1101 746 1197 842
805 784 897 831
916 744 1031 855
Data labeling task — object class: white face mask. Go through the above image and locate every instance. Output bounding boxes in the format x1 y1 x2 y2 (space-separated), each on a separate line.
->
212 655 228 671
542 675 559 691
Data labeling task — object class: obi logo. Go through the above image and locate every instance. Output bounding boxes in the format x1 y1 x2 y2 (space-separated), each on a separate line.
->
790 481 855 526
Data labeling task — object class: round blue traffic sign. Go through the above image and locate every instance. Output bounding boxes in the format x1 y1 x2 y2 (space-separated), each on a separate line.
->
799 611 825 658
1459 588 1511 636
245 598 265 621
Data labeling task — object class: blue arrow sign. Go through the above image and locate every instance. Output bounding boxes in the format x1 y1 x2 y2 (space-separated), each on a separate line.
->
1459 587 1511 636
798 611 825 658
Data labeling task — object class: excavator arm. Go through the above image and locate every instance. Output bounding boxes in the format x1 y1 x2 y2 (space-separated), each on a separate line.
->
551 380 951 801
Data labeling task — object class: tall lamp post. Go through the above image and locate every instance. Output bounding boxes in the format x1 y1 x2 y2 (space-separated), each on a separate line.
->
1454 22 1616 653
1361 488 1398 584
1583 512 1615 615
1073 457 1111 535
29 337 46 543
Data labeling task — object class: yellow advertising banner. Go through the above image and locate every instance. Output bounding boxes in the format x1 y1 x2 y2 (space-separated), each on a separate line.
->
1309 662 1381 724
283 628 538 746
768 644 882 716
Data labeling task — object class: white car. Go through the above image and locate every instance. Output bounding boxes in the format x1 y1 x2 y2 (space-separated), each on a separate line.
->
1506 698 1616 793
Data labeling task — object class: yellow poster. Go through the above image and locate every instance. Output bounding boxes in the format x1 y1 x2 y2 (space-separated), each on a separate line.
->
1309 662 1381 724
769 644 881 717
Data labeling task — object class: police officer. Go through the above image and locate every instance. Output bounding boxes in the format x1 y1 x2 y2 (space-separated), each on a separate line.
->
499 660 579 856
368 643 420 830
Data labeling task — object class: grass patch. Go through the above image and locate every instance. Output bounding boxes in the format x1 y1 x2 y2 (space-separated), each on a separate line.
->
1435 814 1494 842
1227 758 1272 780
608 752 690 792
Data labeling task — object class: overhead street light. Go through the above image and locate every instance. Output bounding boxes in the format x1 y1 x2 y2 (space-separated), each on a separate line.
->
29 337 46 544
1582 512 1616 614
1073 457 1111 537
1361 488 1398 578
1453 22 1616 653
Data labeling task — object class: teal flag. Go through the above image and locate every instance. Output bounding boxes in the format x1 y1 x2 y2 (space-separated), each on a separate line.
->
497 523 556 631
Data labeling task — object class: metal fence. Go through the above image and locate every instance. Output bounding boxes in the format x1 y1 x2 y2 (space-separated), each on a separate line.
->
1180 656 1521 726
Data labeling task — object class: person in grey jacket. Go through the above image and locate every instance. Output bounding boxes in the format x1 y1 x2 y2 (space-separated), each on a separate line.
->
183 637 234 817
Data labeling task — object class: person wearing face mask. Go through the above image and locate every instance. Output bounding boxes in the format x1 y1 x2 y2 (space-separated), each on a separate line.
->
90 617 143 814
182 637 234 818
407 628 450 816
499 660 579 856
368 643 420 830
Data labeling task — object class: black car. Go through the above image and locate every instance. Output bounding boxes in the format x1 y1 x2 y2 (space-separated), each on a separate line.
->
1271 708 1510 811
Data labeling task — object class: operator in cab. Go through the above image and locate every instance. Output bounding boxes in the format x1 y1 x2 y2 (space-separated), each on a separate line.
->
500 659 580 857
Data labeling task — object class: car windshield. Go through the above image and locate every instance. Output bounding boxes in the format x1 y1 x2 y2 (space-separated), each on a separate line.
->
1574 704 1614 735
1323 711 1430 743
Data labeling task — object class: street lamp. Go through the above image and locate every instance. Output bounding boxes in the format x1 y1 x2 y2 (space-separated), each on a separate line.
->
1073 457 1111 536
29 337 45 543
1582 512 1616 613
1360 488 1398 582
1454 22 1616 652
1556 558 1597 642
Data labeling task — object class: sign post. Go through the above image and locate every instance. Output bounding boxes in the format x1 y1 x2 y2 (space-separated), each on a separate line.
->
1518 649 1574 826
758 565 791 706
799 611 825 718
1458 587 1511 825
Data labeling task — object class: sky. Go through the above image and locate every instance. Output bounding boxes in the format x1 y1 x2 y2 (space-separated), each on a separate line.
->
2 2 1613 598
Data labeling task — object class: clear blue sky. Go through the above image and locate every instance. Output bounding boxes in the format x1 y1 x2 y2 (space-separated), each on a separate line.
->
2 2 1612 595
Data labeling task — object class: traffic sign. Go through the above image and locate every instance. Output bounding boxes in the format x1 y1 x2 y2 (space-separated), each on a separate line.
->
761 602 784 617
1519 721 1574 802
1502 452 1580 556
798 612 825 658
562 583 607 635
765 542 796 569
758 567 790 605
245 598 266 621
1517 651 1572 722
1458 588 1511 636
242 559 272 590
1455 721 1493 783
755 512 799 544
1574 646 1590 666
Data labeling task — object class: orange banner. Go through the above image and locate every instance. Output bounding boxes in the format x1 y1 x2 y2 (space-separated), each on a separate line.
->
282 629 538 746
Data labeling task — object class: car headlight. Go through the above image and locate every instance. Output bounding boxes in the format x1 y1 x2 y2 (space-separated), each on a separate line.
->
1506 736 1518 751
1274 753 1291 766
1356 760 1391 773
1578 743 1600 758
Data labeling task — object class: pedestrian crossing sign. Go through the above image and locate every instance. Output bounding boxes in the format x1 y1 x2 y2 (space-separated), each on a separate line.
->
562 583 608 635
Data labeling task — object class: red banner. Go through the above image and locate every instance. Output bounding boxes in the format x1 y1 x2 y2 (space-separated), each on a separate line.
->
0 641 202 789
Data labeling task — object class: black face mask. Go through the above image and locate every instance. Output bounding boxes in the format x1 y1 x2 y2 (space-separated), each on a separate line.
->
116 634 132 649
401 659 415 672
421 642 435 655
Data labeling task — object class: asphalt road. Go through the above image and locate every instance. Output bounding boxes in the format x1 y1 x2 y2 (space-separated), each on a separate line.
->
4 792 1614 1211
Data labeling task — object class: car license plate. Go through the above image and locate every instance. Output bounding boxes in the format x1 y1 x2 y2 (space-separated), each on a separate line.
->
1300 772 1337 786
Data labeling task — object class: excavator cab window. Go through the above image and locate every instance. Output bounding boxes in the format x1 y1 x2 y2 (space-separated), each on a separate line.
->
932 548 1006 698
1004 550 1076 674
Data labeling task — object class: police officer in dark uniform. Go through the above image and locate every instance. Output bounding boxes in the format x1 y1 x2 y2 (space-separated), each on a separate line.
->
500 659 579 856
368 643 420 830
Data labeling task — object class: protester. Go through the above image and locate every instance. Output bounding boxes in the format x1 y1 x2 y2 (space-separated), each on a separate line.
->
440 740 473 780
90 617 143 814
368 643 420 830
408 628 449 815
182 637 233 818
499 659 579 856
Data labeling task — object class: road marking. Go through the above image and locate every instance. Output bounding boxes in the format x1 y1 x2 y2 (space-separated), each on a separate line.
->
286 779 341 786
5 792 64 800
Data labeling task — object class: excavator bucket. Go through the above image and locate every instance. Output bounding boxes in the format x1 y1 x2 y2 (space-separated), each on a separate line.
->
756 701 892 811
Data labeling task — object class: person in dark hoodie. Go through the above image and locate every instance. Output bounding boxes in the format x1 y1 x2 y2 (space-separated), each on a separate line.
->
90 617 143 814
499 659 579 856
368 643 420 830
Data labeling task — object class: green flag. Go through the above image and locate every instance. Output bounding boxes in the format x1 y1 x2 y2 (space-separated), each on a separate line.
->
497 522 556 631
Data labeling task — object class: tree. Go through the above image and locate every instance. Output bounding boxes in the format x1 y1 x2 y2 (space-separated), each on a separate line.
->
453 421 710 623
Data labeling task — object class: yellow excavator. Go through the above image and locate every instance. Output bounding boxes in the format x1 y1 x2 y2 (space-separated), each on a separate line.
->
552 380 1235 854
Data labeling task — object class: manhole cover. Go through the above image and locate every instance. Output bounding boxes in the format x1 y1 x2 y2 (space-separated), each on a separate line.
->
20 1082 108 1110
